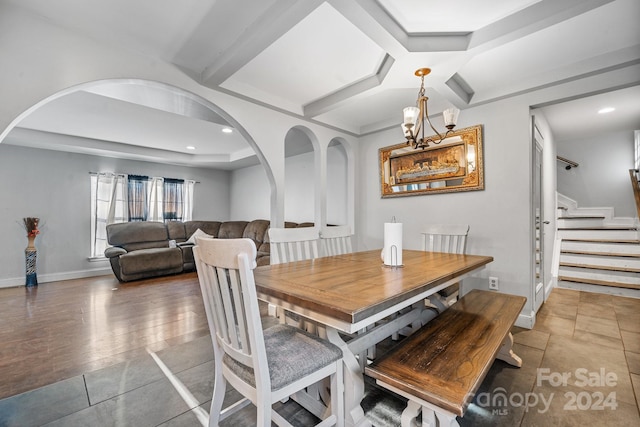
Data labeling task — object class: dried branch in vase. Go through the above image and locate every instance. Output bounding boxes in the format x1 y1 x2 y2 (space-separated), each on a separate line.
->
23 217 40 237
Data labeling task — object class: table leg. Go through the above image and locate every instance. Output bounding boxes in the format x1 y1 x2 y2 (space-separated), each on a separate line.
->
326 327 372 427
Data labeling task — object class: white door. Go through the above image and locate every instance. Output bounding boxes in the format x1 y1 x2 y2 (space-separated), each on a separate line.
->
533 124 545 313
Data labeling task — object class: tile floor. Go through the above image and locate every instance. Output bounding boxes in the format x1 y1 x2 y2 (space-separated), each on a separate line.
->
1 287 639 426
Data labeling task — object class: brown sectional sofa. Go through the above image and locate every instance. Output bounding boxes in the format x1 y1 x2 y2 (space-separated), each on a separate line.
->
104 219 312 282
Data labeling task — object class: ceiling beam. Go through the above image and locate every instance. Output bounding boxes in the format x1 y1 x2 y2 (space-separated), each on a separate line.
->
469 0 616 50
200 0 324 88
303 54 394 118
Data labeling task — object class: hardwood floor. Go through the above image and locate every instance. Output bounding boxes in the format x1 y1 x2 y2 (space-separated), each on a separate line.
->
0 273 209 400
2 274 640 426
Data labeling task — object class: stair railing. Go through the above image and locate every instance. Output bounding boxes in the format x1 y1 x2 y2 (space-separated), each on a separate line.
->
630 169 640 220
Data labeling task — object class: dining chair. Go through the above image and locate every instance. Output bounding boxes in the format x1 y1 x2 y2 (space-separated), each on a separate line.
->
269 227 320 264
320 225 352 256
268 227 321 328
421 224 470 311
193 237 344 427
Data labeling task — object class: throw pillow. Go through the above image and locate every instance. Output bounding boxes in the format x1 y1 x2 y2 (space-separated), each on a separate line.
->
186 228 213 245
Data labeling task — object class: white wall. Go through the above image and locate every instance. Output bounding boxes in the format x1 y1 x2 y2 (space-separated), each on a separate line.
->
229 163 270 221
557 129 636 217
0 143 230 287
229 144 348 225
326 143 349 225
358 99 535 323
285 151 316 222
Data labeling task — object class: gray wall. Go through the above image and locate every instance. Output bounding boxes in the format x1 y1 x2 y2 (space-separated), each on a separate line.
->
0 143 230 287
229 145 348 224
557 129 636 217
358 97 535 319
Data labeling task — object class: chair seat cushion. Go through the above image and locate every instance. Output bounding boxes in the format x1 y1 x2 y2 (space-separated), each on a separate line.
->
223 324 342 391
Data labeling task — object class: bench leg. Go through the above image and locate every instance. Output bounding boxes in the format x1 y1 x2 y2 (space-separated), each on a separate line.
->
400 400 459 427
401 400 430 427
496 332 522 367
434 411 459 427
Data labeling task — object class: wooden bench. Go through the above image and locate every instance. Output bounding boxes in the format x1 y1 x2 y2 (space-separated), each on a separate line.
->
365 289 526 427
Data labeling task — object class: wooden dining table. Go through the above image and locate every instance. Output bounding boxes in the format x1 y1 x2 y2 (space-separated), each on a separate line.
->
254 249 493 427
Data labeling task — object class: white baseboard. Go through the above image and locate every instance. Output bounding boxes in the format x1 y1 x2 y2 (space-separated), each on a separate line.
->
515 311 535 329
545 278 555 301
0 267 113 289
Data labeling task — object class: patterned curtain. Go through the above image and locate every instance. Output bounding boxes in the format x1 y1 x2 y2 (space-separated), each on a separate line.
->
163 178 184 221
127 175 148 221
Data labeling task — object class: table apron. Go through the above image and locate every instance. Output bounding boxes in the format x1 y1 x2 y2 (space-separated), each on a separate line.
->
347 304 423 356
256 267 484 334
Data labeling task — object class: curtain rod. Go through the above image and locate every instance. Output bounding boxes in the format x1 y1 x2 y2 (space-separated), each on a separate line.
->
88 172 200 183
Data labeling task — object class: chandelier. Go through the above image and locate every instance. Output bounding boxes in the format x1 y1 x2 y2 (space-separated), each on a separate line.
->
402 68 460 150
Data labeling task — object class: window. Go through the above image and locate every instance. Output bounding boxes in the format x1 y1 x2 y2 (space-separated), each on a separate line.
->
163 178 184 221
90 173 196 258
128 175 149 221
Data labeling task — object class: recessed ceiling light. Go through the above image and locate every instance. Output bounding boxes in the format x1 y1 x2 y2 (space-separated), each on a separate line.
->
222 127 233 134
186 146 196 150
598 107 615 114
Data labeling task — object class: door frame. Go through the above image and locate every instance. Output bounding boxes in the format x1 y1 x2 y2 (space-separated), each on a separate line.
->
532 120 546 313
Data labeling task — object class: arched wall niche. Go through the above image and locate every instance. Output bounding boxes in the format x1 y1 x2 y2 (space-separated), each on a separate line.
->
326 137 353 228
282 125 320 225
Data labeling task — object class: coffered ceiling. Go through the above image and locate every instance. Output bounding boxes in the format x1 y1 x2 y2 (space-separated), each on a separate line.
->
4 0 640 168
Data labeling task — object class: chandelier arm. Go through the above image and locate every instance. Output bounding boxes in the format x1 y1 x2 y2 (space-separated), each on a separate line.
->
403 67 460 150
407 127 416 143
421 96 445 144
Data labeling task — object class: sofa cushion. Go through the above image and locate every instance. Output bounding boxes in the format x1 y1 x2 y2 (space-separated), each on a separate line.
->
218 221 249 239
122 241 169 252
107 222 168 246
119 247 183 275
243 219 269 243
166 221 187 241
185 221 221 239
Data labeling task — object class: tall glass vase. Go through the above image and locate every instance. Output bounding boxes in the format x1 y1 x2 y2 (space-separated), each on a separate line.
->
25 235 38 287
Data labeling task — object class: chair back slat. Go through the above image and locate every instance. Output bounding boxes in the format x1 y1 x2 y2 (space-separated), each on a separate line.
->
269 227 320 264
422 224 469 255
193 237 264 371
320 225 353 256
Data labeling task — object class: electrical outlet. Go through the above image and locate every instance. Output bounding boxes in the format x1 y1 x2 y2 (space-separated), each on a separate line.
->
489 276 499 291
